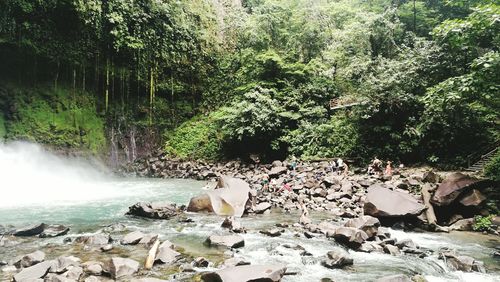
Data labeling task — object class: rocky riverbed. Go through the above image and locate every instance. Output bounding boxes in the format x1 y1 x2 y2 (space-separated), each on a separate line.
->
1 151 499 281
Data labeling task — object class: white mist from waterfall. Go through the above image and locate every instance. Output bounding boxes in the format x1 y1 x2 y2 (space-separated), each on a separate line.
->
0 141 122 208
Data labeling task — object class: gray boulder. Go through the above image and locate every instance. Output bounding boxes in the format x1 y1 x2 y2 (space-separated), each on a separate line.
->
205 235 245 249
321 249 353 269
201 265 286 282
344 216 380 238
364 185 425 219
50 256 81 273
126 202 179 219
106 257 140 279
431 173 483 206
13 224 47 237
121 231 145 245
13 260 54 282
155 241 181 264
14 250 45 268
75 234 111 246
253 202 272 214
39 225 70 238
333 227 368 249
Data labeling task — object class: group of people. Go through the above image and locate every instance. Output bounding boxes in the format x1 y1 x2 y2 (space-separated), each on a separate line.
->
367 156 395 176
330 158 349 176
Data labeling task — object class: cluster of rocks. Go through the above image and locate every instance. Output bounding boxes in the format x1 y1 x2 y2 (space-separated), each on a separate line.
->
132 154 498 234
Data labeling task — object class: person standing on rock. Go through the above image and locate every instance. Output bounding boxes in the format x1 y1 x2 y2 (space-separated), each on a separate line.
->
299 199 311 225
337 158 344 175
371 157 382 174
261 173 270 192
331 159 338 173
385 161 393 176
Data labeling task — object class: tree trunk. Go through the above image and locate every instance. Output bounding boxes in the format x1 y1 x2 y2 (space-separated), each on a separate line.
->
413 0 416 32
82 62 86 92
149 65 154 126
54 60 60 90
105 57 110 113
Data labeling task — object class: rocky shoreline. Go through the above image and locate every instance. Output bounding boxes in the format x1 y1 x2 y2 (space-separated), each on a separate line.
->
1 155 499 282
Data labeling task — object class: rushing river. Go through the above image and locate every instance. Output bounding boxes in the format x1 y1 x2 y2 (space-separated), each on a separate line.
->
0 142 499 282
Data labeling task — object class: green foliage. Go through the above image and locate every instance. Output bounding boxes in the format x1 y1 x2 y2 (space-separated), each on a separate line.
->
282 112 361 159
164 113 223 161
3 86 105 153
0 114 6 140
473 214 495 232
484 151 500 181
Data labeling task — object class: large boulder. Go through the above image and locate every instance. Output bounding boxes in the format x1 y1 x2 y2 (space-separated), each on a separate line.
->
344 216 380 238
39 225 70 238
364 185 425 219
321 249 353 269
106 257 140 279
458 189 486 207
431 173 483 206
187 194 214 213
13 260 54 282
439 250 485 273
121 231 145 245
205 235 244 249
126 202 179 219
13 224 47 237
14 251 46 268
188 176 251 217
333 227 368 249
201 265 286 282
155 241 181 264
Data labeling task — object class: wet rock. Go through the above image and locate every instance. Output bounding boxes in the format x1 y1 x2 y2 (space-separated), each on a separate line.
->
121 231 145 245
50 256 81 273
180 263 195 272
192 257 209 268
62 266 83 280
14 250 45 268
13 260 54 282
205 235 244 249
321 249 353 269
394 239 416 249
102 223 127 233
139 233 159 245
221 217 245 233
304 231 316 239
39 225 70 238
106 257 139 279
383 244 400 256
439 250 485 273
431 173 483 206
358 242 384 253
13 223 47 237
344 216 380 238
448 218 474 231
364 185 425 219
221 257 251 268
126 202 180 219
75 234 111 246
155 241 181 264
333 227 368 249
260 228 283 237
253 202 272 214
201 265 286 282
82 261 103 276
187 194 214 213
375 274 411 282
100 244 113 252
2 265 17 273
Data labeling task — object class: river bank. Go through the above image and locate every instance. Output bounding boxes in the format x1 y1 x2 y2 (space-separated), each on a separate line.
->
1 143 499 282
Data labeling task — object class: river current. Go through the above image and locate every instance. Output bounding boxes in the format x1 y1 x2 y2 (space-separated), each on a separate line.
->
0 142 498 281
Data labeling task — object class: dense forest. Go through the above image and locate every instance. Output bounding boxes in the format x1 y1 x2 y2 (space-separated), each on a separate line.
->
0 0 498 171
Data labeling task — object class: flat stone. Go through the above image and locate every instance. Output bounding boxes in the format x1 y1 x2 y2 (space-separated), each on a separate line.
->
14 260 54 282
39 225 70 238
14 250 45 268
121 231 145 245
205 235 244 249
201 265 286 282
106 257 139 279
